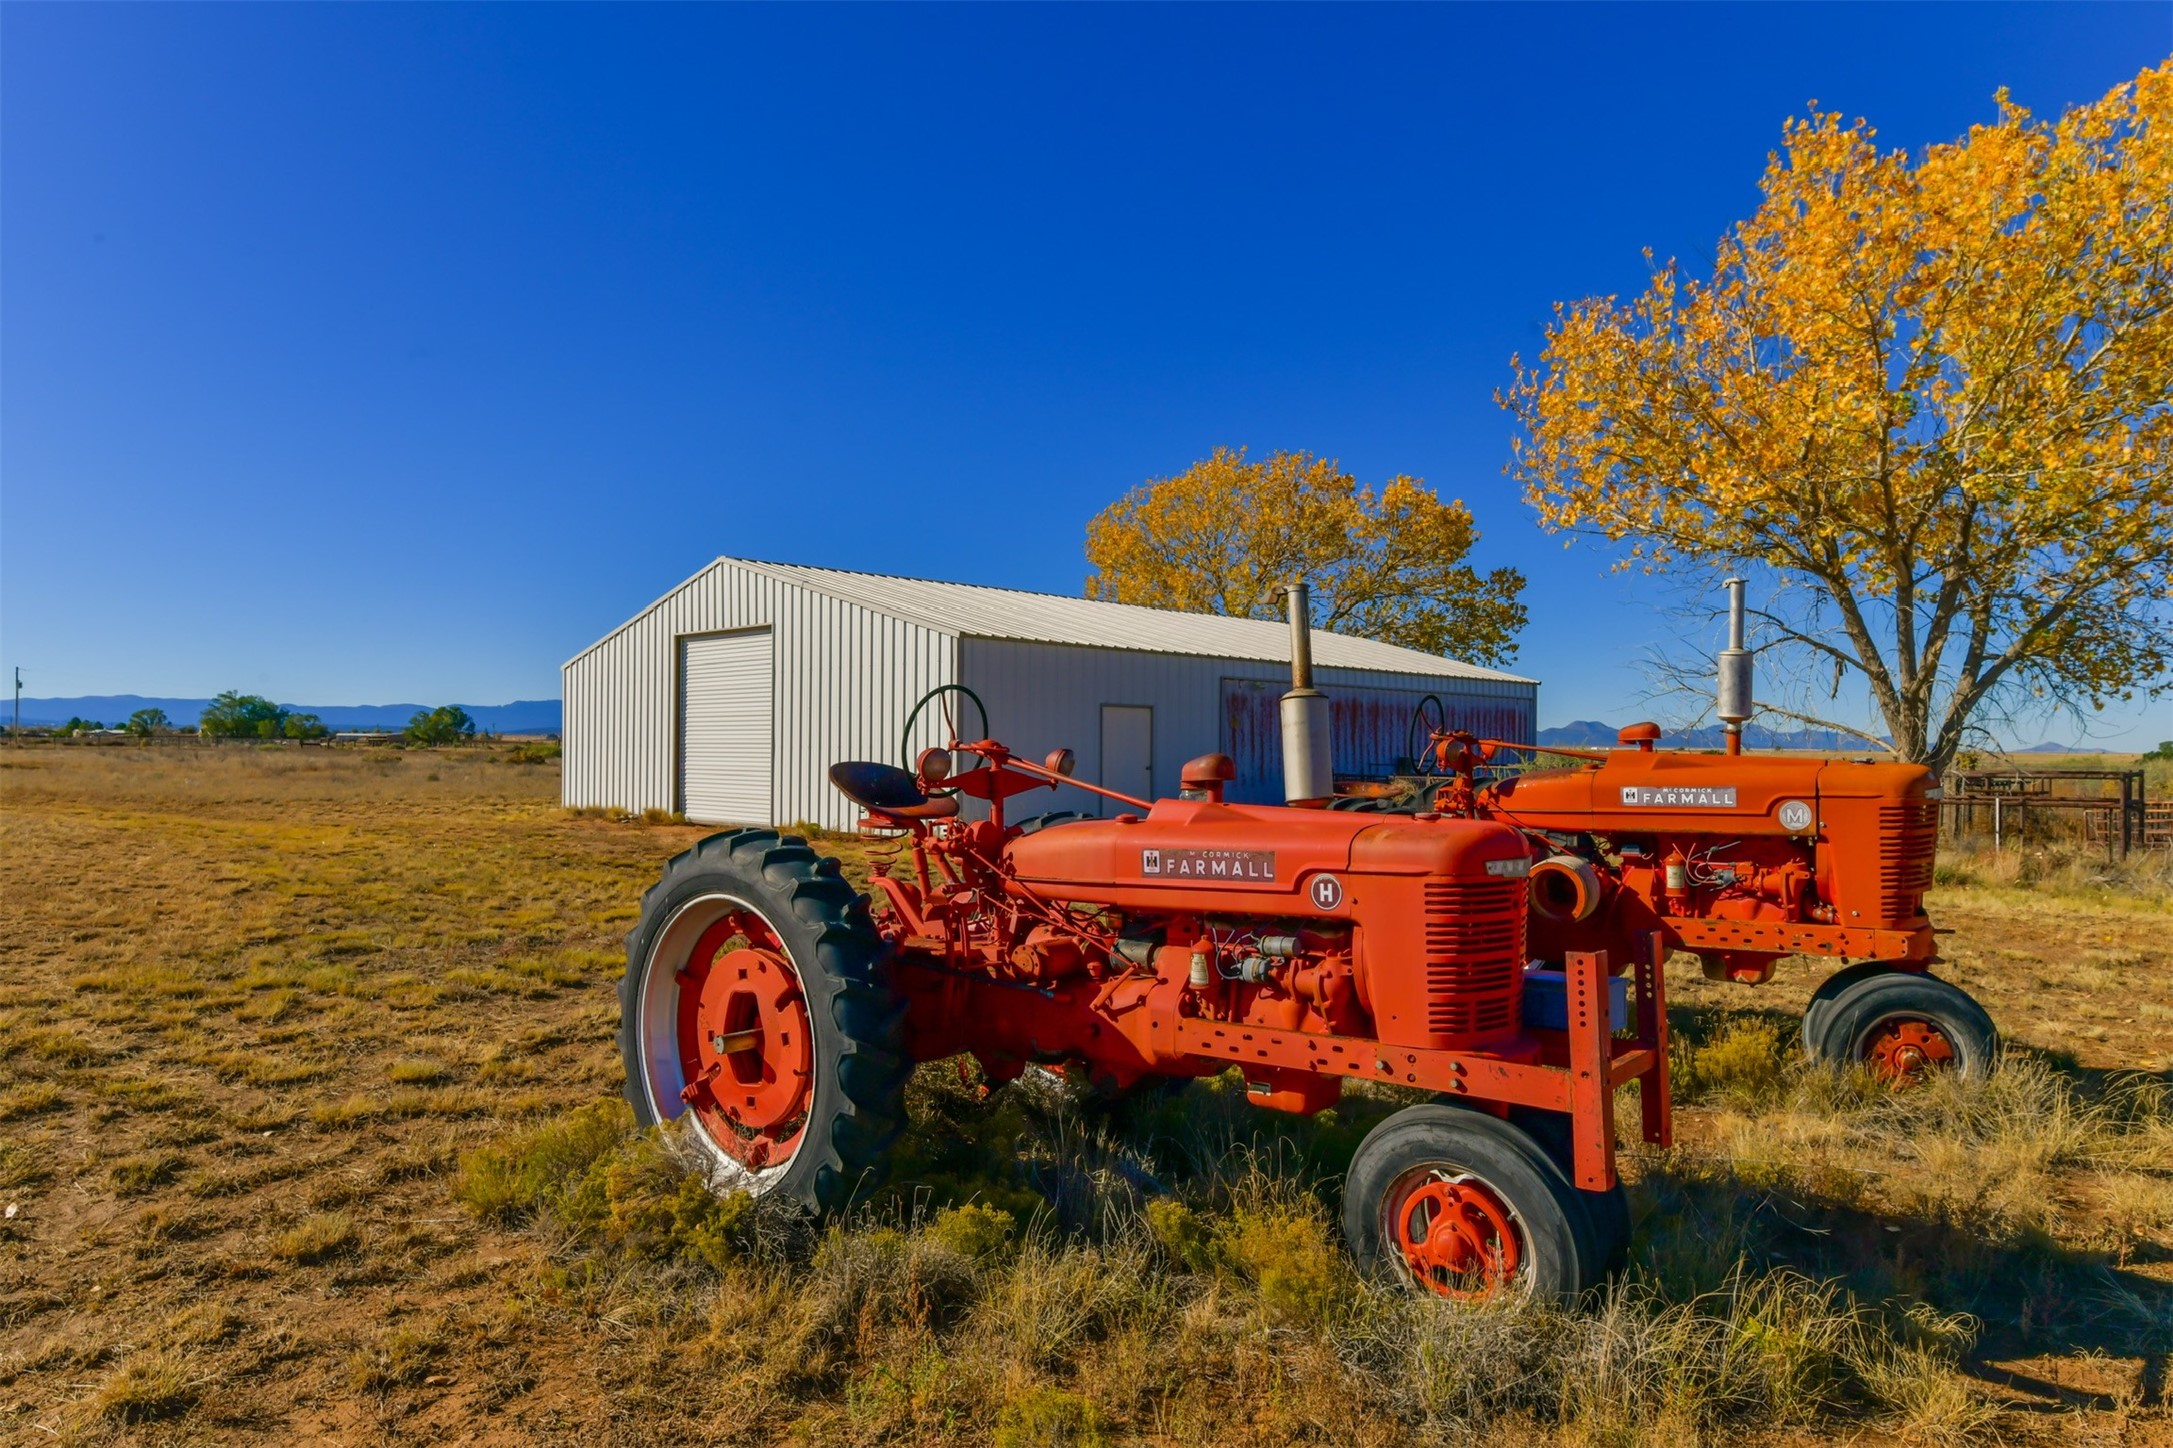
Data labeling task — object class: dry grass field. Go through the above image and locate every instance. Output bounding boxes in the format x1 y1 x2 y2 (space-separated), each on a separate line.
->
2 743 2169 1446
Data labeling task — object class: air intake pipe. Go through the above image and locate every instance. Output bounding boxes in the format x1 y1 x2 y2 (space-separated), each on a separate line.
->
1717 577 1753 757
1281 582 1333 804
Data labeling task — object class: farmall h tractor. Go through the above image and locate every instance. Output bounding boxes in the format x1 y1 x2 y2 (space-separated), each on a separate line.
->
1387 580 1993 1083
619 588 1666 1303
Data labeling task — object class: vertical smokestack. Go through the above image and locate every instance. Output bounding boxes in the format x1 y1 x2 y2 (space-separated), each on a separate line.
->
1281 582 1332 803
1717 577 1752 756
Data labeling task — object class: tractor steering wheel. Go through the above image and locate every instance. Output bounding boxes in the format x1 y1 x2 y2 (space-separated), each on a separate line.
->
900 684 991 797
1406 695 1447 775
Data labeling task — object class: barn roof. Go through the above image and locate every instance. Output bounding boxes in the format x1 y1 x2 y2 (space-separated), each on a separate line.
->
570 556 1535 685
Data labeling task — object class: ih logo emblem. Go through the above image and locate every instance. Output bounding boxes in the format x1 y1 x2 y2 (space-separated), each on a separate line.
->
1310 874 1344 910
1140 848 1276 881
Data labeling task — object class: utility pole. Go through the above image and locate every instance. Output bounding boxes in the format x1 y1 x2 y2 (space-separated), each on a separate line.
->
11 668 19 741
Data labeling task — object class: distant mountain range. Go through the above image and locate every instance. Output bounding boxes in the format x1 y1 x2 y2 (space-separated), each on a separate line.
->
8 696 2100 754
10 695 563 735
1534 719 2087 754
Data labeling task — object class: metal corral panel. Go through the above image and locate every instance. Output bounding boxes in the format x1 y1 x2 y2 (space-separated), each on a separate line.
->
679 630 773 825
563 560 957 830
958 638 1537 812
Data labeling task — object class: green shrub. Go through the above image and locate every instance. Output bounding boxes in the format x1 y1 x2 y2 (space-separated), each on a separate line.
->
927 1201 1016 1262
993 1385 1112 1448
453 1100 628 1221
1214 1202 1353 1328
1673 1018 1788 1107
404 705 476 746
453 1101 752 1269
1144 1198 1216 1273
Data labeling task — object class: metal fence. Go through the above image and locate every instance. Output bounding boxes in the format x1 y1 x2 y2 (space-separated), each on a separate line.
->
1939 768 2158 857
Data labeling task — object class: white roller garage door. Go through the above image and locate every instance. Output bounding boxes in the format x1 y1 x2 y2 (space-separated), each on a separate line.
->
679 630 773 824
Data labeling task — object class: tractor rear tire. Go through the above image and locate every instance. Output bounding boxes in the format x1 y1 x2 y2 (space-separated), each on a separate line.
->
1343 1103 1591 1306
1508 1105 1632 1273
620 828 907 1213
1803 968 1996 1083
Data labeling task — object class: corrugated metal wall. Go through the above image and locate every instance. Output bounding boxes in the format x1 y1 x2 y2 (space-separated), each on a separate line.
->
562 562 957 830
960 638 1538 812
1222 678 1536 802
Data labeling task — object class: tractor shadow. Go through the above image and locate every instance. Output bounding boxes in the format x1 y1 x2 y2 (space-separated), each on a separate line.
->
889 1012 2173 1415
1628 1160 2172 1411
1636 1001 2173 1413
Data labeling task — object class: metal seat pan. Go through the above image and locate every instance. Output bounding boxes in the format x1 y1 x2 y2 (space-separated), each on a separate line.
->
828 761 960 819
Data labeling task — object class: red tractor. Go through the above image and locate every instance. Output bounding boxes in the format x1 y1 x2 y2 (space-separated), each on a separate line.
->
1387 722 1992 1082
620 621 1670 1302
1379 582 1993 1084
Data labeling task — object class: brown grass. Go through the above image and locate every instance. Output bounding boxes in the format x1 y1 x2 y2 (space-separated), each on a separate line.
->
1 742 2167 1443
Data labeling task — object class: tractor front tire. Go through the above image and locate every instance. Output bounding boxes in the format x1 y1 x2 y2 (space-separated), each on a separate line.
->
1343 1104 1591 1306
620 828 907 1213
1803 967 1996 1084
1507 1105 1632 1273
1801 961 1899 1055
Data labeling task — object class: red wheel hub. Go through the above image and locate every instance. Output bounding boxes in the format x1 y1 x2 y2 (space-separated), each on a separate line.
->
674 911 814 1169
1861 1018 1956 1086
1392 1174 1522 1298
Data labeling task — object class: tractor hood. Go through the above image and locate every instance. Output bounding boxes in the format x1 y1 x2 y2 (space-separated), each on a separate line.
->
1487 750 1938 838
1004 797 1529 915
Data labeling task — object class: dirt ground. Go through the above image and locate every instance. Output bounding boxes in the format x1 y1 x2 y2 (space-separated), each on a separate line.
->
1 743 2168 1445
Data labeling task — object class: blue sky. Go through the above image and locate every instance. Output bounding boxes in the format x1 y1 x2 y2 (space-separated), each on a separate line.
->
4 4 2167 744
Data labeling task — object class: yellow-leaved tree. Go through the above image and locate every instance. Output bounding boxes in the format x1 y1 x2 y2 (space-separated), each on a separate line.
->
1504 63 2171 770
1084 447 1527 665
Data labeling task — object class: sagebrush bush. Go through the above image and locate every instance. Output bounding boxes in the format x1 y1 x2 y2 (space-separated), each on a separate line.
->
1145 1198 1216 1273
1214 1200 1353 1329
927 1200 1016 1262
1672 1017 1789 1107
994 1385 1113 1448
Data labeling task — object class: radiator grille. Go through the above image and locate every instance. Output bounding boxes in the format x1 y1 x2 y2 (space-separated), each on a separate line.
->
1875 802 1938 922
1421 878 1525 1038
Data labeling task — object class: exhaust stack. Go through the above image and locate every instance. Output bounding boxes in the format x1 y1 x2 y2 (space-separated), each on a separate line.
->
1717 577 1753 756
1281 582 1333 804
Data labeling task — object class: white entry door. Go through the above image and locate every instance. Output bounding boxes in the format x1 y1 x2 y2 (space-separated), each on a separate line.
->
1099 704 1154 815
679 631 773 824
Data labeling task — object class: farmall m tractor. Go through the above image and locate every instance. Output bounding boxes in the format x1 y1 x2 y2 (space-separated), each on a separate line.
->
1387 580 1994 1083
620 588 1666 1302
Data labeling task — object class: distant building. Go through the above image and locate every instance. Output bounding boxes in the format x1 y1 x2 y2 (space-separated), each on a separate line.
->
562 557 1538 830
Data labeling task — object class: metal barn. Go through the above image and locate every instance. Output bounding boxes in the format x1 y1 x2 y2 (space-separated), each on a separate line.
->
561 558 1538 831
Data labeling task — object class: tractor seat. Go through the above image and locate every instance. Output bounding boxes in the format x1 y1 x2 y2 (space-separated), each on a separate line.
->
828 762 960 820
